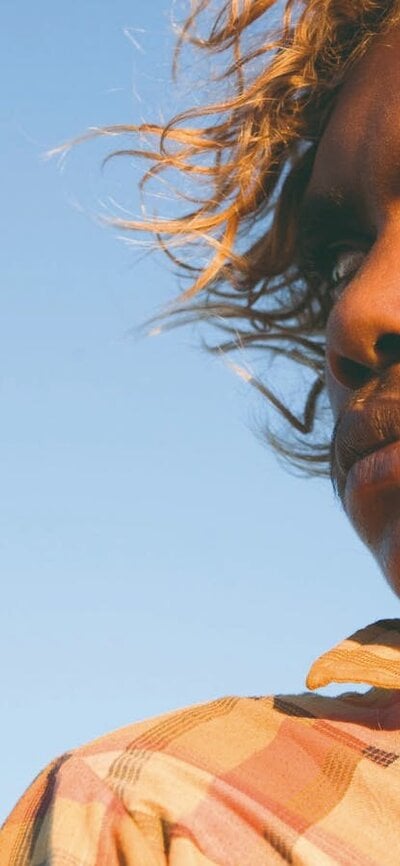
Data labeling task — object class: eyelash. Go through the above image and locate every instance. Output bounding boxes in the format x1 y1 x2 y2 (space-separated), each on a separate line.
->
300 239 368 301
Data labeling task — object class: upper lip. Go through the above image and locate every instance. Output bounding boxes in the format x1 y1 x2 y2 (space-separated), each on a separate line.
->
332 399 400 498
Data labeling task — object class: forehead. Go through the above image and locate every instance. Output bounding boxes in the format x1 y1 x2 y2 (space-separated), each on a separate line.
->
308 26 400 213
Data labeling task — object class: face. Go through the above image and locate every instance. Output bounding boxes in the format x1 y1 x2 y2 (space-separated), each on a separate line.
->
305 26 400 594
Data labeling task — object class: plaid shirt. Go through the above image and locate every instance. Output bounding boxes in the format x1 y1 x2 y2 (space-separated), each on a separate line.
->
3 619 400 866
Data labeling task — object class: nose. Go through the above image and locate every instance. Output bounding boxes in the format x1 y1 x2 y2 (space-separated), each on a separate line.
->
326 232 400 409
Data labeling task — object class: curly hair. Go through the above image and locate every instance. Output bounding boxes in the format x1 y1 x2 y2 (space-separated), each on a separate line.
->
63 0 400 473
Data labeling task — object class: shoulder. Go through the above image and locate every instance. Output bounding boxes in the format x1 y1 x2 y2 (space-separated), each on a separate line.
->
0 689 361 865
0 696 285 861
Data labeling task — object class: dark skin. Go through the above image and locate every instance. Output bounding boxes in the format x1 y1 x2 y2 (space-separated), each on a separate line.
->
305 28 400 594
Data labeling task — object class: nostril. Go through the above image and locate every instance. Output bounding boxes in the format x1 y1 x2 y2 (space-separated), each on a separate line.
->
375 333 400 366
334 356 372 389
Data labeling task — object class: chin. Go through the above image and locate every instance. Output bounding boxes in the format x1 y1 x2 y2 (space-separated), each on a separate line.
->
344 480 400 597
372 525 400 599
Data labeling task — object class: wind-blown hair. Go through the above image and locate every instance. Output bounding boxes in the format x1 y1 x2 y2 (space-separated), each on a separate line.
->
72 0 400 472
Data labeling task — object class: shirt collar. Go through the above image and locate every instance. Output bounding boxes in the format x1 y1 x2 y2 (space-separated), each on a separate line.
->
306 619 400 691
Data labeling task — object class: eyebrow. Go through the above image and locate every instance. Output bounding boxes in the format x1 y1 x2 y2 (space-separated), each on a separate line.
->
297 191 358 251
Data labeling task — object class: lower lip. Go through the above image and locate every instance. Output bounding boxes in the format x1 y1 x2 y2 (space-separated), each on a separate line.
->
345 439 400 499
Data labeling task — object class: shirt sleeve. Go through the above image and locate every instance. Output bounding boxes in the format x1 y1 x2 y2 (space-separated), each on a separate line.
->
0 754 168 866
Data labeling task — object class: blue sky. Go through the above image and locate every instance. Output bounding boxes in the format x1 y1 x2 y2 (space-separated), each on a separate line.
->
1 0 397 823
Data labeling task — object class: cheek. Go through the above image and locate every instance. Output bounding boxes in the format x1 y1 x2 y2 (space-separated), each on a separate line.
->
325 361 351 420
325 308 352 419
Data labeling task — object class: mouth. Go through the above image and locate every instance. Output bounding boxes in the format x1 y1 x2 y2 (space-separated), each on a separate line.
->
332 399 400 501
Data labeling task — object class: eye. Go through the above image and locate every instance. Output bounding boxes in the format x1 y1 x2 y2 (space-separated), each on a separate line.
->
299 235 370 311
329 247 366 294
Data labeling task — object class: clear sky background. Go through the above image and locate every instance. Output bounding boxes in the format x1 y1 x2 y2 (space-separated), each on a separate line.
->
1 0 398 823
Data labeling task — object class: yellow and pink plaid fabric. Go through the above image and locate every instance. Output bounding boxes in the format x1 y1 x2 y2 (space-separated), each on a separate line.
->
3 619 400 865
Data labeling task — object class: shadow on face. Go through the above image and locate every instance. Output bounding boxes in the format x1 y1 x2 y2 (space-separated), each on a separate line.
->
305 26 400 595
